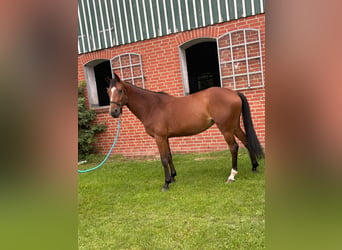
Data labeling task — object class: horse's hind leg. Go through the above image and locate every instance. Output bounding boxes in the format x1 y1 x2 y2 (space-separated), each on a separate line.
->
218 126 239 183
234 126 259 172
155 137 172 191
166 140 177 182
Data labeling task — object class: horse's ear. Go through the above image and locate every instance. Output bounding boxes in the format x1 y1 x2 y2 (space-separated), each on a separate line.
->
114 73 121 82
104 76 112 86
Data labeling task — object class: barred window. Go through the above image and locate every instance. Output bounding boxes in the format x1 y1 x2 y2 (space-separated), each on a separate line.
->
217 29 264 90
111 53 145 88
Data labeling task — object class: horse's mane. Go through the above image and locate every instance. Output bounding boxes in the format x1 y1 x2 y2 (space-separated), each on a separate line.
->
124 81 170 96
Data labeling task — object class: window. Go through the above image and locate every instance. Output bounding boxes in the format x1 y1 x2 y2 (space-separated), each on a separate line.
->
179 38 221 95
186 42 221 94
110 53 144 88
84 59 111 108
217 29 264 90
84 53 144 109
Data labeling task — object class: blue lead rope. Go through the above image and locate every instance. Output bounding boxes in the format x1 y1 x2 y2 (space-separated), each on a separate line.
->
78 119 121 173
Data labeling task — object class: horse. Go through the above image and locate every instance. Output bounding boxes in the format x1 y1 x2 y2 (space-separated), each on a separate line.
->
106 73 264 191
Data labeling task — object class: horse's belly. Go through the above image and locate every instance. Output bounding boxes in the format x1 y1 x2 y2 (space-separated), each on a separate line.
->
167 116 214 137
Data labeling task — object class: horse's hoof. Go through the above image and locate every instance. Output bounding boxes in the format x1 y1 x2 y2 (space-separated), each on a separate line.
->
226 179 235 184
171 178 176 183
252 168 258 173
161 187 169 192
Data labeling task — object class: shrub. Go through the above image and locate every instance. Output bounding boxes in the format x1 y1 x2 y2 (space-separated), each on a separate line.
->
78 82 106 160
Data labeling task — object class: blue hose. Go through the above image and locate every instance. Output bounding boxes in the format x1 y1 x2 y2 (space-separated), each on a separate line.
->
78 119 121 173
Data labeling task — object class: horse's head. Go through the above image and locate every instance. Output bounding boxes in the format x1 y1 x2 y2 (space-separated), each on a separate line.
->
106 74 128 118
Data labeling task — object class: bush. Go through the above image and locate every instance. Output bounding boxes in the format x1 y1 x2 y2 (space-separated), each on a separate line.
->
78 82 106 160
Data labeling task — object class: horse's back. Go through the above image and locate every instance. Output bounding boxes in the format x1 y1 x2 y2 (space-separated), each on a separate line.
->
145 87 242 137
192 87 241 105
166 87 241 112
170 87 240 131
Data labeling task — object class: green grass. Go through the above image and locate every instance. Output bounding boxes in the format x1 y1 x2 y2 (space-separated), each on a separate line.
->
78 150 265 249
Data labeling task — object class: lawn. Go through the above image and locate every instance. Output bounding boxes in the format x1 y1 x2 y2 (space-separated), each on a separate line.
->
78 150 265 249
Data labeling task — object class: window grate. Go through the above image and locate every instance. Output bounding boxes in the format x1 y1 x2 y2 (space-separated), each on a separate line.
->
110 53 145 88
217 29 264 90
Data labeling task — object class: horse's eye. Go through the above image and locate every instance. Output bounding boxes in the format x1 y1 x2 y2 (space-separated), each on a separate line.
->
118 89 123 94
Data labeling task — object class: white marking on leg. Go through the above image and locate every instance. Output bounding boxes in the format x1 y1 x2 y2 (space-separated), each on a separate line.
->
227 169 238 183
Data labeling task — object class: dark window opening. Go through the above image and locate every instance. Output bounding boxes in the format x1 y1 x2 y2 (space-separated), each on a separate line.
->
186 42 221 94
94 61 111 106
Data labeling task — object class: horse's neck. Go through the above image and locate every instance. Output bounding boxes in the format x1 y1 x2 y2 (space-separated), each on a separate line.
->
125 83 158 123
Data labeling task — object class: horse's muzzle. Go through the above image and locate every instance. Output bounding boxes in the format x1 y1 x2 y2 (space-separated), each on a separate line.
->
110 108 121 118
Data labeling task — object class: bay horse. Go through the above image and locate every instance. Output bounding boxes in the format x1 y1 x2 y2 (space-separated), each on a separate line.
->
106 74 264 191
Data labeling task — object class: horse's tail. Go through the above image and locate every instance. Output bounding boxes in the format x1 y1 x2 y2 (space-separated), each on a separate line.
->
237 92 265 159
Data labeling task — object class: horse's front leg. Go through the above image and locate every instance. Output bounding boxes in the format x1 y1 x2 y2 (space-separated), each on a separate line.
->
155 137 172 191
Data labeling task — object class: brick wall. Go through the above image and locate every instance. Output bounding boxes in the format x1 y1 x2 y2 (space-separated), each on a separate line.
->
78 14 265 157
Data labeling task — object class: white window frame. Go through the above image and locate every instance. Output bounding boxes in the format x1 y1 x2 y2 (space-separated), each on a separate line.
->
110 53 145 88
178 37 220 95
217 28 264 90
84 59 110 109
